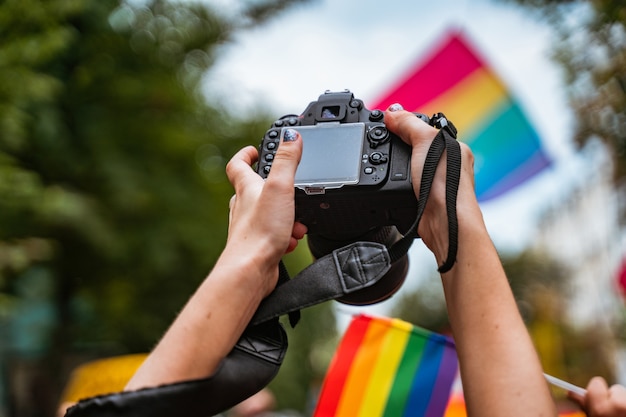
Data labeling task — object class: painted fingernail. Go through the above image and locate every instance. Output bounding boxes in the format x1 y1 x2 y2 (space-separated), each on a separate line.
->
388 103 404 112
283 128 300 142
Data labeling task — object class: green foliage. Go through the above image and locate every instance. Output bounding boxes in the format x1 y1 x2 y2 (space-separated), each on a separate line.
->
502 0 626 186
391 250 569 332
501 249 568 321
498 0 626 387
0 0 333 415
0 0 243 355
391 272 450 334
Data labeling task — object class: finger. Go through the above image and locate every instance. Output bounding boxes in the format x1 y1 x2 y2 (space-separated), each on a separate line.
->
225 146 259 190
383 104 439 147
292 221 308 240
264 128 303 192
608 384 626 410
566 389 586 408
588 376 610 394
585 376 610 412
285 237 299 254
285 222 308 254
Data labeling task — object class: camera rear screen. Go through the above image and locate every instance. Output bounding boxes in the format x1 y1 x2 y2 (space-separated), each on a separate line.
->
283 123 364 189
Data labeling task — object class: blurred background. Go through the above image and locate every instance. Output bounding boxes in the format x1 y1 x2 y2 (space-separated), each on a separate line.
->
0 0 624 416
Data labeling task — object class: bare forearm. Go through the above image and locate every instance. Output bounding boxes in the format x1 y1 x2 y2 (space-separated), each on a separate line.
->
125 250 271 390
442 216 556 417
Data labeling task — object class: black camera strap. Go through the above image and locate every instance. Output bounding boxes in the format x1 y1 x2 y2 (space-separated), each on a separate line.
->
65 113 462 417
388 112 461 273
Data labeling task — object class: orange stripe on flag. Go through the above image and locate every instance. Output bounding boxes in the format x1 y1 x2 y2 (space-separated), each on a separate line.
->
334 317 390 416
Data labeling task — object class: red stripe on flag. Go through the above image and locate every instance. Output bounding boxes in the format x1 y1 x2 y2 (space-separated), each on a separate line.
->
370 30 484 112
313 315 373 416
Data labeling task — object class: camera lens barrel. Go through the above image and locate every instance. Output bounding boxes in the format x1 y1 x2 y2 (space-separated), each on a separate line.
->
307 226 409 305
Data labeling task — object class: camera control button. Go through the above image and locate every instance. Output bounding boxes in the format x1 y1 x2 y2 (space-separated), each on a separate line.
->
350 99 363 110
369 109 384 121
287 117 298 126
263 165 271 175
367 126 389 147
369 152 388 165
265 154 274 162
266 142 277 150
364 167 374 174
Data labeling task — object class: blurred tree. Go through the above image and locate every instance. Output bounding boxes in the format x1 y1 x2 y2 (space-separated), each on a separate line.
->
392 250 569 331
501 0 626 200
501 0 626 388
0 0 330 415
392 248 614 391
390 268 450 334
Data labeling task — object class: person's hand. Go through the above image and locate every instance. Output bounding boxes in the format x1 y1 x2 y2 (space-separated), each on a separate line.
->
569 376 626 417
383 104 482 265
224 128 306 296
122 131 306 390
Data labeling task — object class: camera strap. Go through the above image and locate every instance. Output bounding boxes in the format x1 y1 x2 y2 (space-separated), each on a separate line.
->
65 114 462 417
388 112 461 273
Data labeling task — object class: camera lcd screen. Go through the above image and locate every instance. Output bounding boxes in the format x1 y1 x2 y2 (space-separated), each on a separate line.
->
283 123 364 190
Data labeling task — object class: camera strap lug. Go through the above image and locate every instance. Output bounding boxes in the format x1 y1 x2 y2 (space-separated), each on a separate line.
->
304 186 326 195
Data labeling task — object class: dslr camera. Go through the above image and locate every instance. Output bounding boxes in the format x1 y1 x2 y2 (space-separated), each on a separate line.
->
257 90 422 305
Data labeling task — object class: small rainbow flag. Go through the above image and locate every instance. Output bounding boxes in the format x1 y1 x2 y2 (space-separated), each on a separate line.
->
370 29 551 201
313 314 458 417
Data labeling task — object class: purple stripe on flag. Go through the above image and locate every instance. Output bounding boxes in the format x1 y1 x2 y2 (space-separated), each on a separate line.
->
425 339 459 417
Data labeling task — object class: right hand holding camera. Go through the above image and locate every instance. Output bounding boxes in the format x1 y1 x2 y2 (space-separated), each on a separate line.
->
383 104 482 269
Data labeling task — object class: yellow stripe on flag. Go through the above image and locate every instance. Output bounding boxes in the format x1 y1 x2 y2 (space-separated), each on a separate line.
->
358 319 413 416
416 67 508 138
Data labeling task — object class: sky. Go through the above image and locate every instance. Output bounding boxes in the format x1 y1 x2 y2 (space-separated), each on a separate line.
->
203 0 583 247
201 0 592 317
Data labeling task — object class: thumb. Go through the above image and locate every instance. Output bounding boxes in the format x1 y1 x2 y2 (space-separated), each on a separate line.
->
265 128 303 189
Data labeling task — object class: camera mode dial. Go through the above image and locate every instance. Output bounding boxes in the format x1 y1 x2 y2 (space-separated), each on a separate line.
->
367 125 389 148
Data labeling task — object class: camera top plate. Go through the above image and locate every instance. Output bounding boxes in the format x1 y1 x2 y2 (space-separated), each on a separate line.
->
257 91 397 193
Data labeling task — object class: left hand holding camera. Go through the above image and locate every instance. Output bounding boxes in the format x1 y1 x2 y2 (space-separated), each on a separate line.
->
225 131 307 296
125 129 305 390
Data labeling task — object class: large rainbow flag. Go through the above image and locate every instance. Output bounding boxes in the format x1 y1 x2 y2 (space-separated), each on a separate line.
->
369 30 551 201
313 314 458 417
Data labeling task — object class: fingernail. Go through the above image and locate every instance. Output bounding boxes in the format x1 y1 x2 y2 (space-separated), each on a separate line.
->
283 128 300 142
388 103 404 112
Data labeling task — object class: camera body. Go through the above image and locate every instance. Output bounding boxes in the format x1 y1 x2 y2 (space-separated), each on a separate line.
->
257 90 418 239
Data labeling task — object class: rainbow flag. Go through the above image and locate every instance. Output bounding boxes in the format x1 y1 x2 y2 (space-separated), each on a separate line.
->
313 314 458 417
369 29 551 201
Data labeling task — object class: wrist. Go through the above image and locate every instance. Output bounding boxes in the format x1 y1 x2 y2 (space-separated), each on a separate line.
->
420 198 486 268
217 244 280 297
